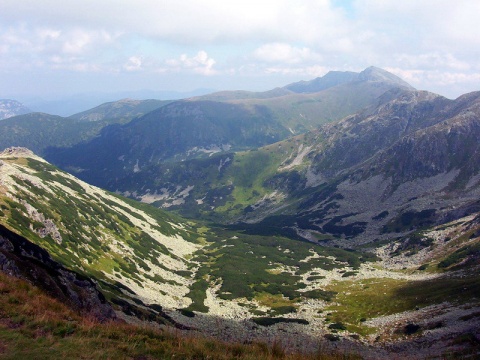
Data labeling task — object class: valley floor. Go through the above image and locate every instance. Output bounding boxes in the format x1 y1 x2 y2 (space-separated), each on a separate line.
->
160 218 480 359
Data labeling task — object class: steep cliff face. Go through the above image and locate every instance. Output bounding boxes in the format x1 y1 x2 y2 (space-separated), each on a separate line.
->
0 223 116 321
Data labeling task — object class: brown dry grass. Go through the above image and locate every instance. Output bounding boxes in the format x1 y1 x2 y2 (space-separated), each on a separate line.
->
0 272 359 360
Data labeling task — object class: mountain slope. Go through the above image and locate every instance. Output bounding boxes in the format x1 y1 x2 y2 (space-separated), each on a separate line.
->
0 223 115 321
0 147 374 318
237 90 480 244
284 70 359 93
0 98 170 157
0 113 111 155
0 147 202 311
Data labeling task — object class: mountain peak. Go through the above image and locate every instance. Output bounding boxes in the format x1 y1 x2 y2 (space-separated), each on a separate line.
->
358 66 414 90
284 66 414 94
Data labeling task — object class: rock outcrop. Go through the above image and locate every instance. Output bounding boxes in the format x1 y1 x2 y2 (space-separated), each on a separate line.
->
0 223 116 322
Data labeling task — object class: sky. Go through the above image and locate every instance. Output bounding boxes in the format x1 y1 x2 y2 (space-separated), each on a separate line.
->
1 0 480 101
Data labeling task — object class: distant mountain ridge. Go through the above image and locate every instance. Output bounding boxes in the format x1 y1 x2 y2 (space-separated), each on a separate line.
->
0 99 171 155
284 70 358 93
0 99 31 120
284 66 414 94
69 98 171 122
43 67 415 186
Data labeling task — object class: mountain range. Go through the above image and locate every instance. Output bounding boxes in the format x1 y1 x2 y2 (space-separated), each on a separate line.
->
42 82 480 249
1 67 480 358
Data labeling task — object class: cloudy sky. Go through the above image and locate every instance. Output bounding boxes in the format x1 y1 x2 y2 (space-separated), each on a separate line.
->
1 0 480 100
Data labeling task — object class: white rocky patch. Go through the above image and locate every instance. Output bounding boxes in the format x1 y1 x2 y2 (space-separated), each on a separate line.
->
186 144 231 157
203 282 252 319
103 270 192 309
217 157 231 171
133 159 141 173
141 185 195 208
140 190 171 203
22 201 63 244
280 144 312 171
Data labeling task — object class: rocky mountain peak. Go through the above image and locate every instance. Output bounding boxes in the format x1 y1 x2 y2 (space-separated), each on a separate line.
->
285 66 415 94
358 66 415 90
0 147 37 158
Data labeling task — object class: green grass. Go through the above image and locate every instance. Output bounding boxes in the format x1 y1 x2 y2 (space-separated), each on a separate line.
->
215 149 285 217
438 241 480 269
185 225 373 307
325 272 480 336
184 279 210 313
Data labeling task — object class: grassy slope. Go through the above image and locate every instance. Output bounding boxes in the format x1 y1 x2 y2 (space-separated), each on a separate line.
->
0 272 360 360
228 81 397 132
120 134 314 223
0 155 203 311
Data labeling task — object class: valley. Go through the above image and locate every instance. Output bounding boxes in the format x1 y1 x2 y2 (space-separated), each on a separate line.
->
0 67 479 359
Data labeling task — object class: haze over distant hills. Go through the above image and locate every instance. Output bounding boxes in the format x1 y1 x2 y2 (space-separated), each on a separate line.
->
43 67 413 177
12 88 214 117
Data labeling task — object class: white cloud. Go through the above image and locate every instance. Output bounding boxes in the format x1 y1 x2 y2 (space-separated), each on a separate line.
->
124 56 143 71
253 43 320 64
394 53 471 72
166 51 217 75
0 1 479 98
0 0 348 45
